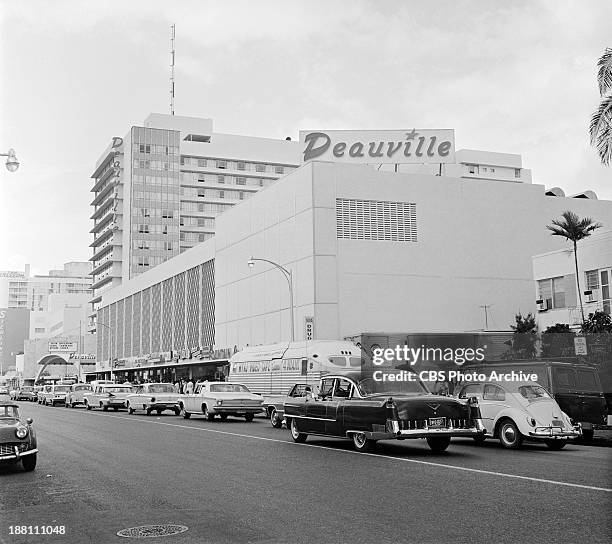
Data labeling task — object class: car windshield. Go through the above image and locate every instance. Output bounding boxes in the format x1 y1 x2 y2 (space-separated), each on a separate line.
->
148 384 176 393
73 385 91 391
210 384 250 393
518 385 551 400
357 376 429 396
0 406 19 419
54 386 71 392
105 387 131 393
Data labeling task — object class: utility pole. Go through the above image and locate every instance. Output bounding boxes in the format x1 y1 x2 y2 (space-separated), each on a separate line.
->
479 305 491 331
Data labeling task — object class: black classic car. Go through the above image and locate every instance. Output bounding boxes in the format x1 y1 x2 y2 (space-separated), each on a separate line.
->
0 402 37 471
284 373 485 452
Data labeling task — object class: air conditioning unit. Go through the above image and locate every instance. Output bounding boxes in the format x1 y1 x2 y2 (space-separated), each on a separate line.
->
584 289 598 303
536 299 548 312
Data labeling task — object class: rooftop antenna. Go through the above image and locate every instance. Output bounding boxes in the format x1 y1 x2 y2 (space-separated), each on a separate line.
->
170 24 176 115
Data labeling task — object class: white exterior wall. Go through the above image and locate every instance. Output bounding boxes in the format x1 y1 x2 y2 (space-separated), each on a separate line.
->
532 229 612 329
215 161 612 350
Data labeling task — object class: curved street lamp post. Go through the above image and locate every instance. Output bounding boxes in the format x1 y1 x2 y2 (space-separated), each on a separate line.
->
247 257 295 341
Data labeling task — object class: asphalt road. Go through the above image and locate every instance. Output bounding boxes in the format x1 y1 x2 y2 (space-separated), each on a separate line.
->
1 402 611 544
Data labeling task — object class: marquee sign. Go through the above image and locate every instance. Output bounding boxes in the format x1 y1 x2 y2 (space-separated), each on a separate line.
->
299 129 455 164
48 341 78 352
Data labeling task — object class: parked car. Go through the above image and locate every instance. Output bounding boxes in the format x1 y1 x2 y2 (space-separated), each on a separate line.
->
179 381 264 421
0 387 9 398
464 361 609 441
454 380 580 449
13 386 37 402
0 402 37 471
32 386 43 403
38 384 72 406
66 383 93 408
83 384 132 411
264 383 312 428
284 372 485 453
126 383 180 415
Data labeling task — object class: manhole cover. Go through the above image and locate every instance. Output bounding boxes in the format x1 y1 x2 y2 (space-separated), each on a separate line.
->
117 525 188 538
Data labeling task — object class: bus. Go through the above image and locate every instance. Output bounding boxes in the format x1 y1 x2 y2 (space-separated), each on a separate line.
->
228 340 362 395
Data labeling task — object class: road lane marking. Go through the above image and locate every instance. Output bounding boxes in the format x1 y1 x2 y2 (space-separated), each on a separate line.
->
77 410 612 493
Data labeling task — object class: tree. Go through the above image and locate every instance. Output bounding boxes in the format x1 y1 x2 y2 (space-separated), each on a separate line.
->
541 323 575 358
547 211 602 323
503 312 538 359
581 310 612 334
589 47 612 165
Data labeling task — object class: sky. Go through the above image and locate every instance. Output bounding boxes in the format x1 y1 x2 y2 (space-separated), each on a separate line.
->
1 0 610 276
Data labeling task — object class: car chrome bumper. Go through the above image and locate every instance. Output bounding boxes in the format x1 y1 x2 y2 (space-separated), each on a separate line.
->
529 426 581 439
0 447 38 461
363 419 486 440
213 407 264 414
145 402 179 409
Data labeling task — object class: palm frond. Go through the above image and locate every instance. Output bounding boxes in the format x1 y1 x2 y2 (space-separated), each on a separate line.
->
597 47 612 96
589 96 612 166
547 211 603 242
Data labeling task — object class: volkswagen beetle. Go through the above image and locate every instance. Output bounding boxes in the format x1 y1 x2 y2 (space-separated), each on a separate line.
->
454 380 580 449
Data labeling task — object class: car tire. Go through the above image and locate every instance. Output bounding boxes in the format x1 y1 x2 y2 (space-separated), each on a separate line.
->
85 401 91 411
174 408 181 416
146 408 152 416
352 432 377 453
581 429 594 443
270 409 283 428
545 440 567 450
473 435 487 444
102 404 108 412
426 436 451 452
220 414 228 421
156 409 162 415
182 409 191 419
290 418 307 443
245 413 254 422
203 405 215 421
22 453 37 472
128 406 135 415
498 419 523 449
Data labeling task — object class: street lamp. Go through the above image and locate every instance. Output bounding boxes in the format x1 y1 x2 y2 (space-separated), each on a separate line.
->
1 149 19 172
97 322 115 381
248 257 295 341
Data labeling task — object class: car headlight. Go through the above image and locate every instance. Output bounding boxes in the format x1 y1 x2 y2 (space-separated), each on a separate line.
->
526 417 536 427
216 400 223 406
15 426 28 439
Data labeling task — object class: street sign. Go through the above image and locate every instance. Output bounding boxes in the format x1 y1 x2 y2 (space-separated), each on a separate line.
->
304 316 314 341
574 336 588 356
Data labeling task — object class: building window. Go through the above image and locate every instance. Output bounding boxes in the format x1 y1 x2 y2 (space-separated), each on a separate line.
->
216 160 227 169
217 175 225 184
490 167 495 173
586 270 600 290
514 168 521 178
138 257 150 267
141 208 150 217
138 224 149 234
162 210 173 219
275 165 284 174
256 164 266 173
482 167 487 172
219 190 225 199
198 233 207 242
162 225 168 235
538 277 566 309
239 191 245 200
258 179 264 187
137 240 149 250
139 144 151 153
236 177 246 186
468 164 478 174
198 189 206 198
164 242 173 251
237 162 246 171
198 159 207 167
180 156 186 165
198 174 206 183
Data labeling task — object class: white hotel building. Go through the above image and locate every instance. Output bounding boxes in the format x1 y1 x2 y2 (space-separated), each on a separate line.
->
89 129 612 380
88 114 301 332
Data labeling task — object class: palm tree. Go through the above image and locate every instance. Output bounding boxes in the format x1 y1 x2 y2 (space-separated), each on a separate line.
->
547 211 603 323
589 47 612 165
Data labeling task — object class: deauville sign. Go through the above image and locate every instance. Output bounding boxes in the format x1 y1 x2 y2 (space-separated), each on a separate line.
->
299 129 455 164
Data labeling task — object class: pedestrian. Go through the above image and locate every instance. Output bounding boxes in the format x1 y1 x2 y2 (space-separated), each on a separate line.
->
185 379 194 395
